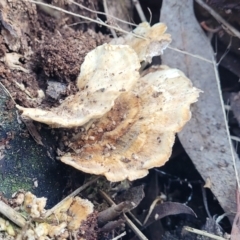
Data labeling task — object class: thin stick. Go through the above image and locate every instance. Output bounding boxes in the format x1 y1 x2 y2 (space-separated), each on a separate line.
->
128 211 143 226
217 36 232 66
132 0 147 22
0 200 26 228
44 176 99 218
99 190 115 205
195 0 240 39
201 185 212 218
200 21 221 33
99 190 148 240
147 7 152 25
0 82 16 104
168 46 213 64
231 136 240 143
99 189 143 226
111 231 126 240
212 55 240 189
184 226 226 240
124 213 148 240
69 0 137 27
102 0 117 38
29 0 145 40
224 104 231 111
143 197 162 225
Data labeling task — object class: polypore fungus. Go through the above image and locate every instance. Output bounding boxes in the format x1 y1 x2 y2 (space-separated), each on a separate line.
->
16 44 140 127
61 66 200 182
111 22 172 63
16 22 200 182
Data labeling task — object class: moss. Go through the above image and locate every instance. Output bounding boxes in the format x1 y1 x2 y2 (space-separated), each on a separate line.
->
0 87 67 207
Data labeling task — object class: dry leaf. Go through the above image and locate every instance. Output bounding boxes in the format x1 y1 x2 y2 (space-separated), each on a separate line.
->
17 44 140 128
161 0 240 222
61 66 200 182
111 22 172 63
144 202 196 228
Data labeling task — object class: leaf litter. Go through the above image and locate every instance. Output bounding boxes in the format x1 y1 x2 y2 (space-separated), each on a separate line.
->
2 0 240 239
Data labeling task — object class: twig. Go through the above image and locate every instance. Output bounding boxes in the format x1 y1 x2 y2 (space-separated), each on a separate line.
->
217 36 232 66
128 211 143 226
44 176 99 218
67 21 89 26
231 136 240 143
29 0 145 39
102 0 117 38
195 0 240 39
100 219 125 232
111 231 126 240
200 21 221 33
132 0 147 22
0 81 16 104
224 104 231 111
143 196 162 225
99 190 115 205
168 46 213 63
201 185 212 219
147 7 152 25
69 0 137 27
99 189 142 226
98 202 129 226
99 190 148 240
216 212 230 224
184 226 226 240
0 200 26 228
212 55 240 189
123 213 148 240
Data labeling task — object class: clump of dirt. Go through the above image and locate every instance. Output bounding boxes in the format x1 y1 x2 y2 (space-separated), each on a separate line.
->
78 212 99 240
35 27 107 84
0 0 109 109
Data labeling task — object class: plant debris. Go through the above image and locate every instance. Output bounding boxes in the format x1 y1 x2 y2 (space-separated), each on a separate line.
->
3 0 233 239
0 191 94 239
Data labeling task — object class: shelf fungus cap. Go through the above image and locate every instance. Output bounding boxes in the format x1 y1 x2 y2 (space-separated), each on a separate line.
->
16 44 140 128
111 22 171 63
61 66 201 182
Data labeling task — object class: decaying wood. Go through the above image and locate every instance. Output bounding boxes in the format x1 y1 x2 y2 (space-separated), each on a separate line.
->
0 200 26 228
99 190 148 240
98 202 129 226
